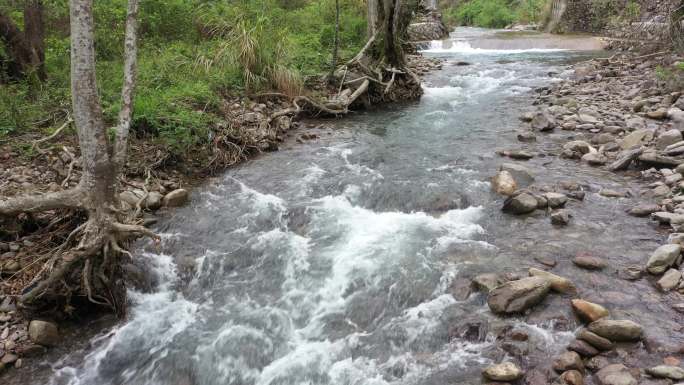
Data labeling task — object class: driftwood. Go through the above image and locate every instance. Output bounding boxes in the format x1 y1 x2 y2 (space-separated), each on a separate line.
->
608 147 643 171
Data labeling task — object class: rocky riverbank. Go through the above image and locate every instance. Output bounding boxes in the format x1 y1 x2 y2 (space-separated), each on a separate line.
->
483 51 684 384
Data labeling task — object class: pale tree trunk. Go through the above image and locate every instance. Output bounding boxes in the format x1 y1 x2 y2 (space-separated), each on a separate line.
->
367 0 379 37
0 0 151 309
330 0 340 76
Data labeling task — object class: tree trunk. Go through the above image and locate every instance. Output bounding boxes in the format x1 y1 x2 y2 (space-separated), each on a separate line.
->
24 0 46 81
367 0 418 68
0 1 45 80
330 0 340 77
0 0 149 312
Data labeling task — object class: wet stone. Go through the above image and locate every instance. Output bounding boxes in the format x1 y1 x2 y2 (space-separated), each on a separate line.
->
571 299 609 323
534 256 557 267
482 362 523 381
596 364 637 385
619 265 643 281
560 370 584 385
573 254 607 270
587 319 643 342
646 365 684 380
567 339 599 357
577 329 614 351
553 351 584 373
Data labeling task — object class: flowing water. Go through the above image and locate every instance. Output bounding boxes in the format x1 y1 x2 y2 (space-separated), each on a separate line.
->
24 28 684 385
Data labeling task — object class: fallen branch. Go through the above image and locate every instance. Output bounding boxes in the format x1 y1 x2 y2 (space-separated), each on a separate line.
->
31 117 73 152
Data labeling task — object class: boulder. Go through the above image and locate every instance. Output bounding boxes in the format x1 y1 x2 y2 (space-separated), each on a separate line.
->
567 339 599 358
587 319 643 342
503 192 538 215
560 370 584 385
564 141 595 155
499 163 535 187
619 129 650 150
529 268 576 293
646 244 681 274
544 193 568 208
472 273 503 293
553 351 584 373
646 365 684 380
656 268 682 292
657 129 684 150
163 189 189 207
487 277 551 314
572 255 607 270
145 191 163 210
596 364 637 385
28 320 59 346
577 329 614 351
571 299 609 323
551 209 571 226
582 152 608 166
492 171 517 196
627 204 661 217
531 110 555 131
482 362 523 381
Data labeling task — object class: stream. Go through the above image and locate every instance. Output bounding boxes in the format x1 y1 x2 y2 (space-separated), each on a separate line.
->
28 27 684 385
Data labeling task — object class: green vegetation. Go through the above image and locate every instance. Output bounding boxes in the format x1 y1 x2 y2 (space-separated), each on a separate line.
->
440 0 547 28
656 64 684 92
0 0 367 154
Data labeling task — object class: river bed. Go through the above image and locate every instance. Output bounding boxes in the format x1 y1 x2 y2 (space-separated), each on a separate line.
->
14 27 684 385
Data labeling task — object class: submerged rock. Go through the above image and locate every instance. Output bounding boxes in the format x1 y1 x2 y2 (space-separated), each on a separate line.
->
550 209 571 226
572 255 607 270
544 192 568 208
499 163 535 186
487 277 551 314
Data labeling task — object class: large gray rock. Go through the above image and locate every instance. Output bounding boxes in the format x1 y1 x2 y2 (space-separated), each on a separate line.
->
544 192 568 208
28 320 59 346
582 152 608 166
564 141 595 155
482 362 523 381
163 189 189 207
619 129 650 150
487 277 551 314
646 365 684 380
657 268 682 291
503 192 538 215
499 163 535 186
550 209 571 226
596 364 637 385
587 319 643 342
657 129 684 150
531 110 555 131
646 244 681 274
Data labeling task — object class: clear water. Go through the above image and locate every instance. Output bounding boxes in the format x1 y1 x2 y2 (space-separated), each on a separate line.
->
28 28 681 385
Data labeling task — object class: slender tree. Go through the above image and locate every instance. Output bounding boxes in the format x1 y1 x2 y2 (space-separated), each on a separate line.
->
0 0 153 310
